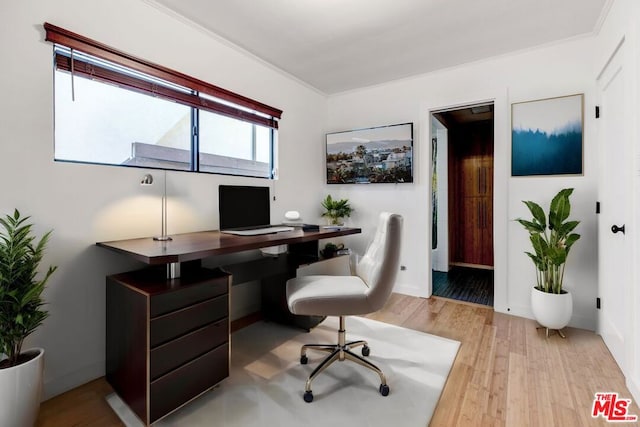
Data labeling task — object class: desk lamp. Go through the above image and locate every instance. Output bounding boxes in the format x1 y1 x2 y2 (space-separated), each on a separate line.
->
140 172 172 241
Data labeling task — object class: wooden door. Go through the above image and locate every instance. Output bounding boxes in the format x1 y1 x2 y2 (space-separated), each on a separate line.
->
450 121 494 268
479 158 493 266
459 193 482 264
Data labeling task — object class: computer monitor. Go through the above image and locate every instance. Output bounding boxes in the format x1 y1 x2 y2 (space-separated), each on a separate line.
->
218 185 270 230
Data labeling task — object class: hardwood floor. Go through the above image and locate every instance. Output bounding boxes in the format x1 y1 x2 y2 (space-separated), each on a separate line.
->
36 294 638 426
36 377 122 426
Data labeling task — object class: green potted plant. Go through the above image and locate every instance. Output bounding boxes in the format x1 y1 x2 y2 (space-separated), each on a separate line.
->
0 209 56 426
321 195 353 226
320 242 346 259
516 188 580 337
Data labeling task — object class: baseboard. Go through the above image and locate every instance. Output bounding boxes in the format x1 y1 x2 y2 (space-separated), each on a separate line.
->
627 376 640 406
43 360 104 400
450 262 494 270
567 312 596 331
231 311 263 332
498 304 595 331
394 282 429 298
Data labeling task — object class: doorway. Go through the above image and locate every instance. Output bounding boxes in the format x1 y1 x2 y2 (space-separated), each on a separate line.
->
431 104 495 306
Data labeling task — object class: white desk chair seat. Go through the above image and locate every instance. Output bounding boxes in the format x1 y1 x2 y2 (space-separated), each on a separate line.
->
288 275 376 316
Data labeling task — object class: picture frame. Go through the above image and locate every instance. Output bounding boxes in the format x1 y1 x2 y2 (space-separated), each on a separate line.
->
511 94 584 176
326 122 413 184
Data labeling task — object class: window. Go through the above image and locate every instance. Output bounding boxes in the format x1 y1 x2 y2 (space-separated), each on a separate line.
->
45 23 282 178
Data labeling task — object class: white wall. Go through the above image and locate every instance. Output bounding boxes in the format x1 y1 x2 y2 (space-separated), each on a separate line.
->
0 0 327 399
327 37 599 328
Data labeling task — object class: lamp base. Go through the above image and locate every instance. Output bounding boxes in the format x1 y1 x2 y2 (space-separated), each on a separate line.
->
153 236 173 241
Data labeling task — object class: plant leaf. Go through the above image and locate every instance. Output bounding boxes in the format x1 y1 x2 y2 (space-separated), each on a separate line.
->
550 188 573 228
565 233 581 253
515 219 544 233
523 201 546 229
557 220 580 238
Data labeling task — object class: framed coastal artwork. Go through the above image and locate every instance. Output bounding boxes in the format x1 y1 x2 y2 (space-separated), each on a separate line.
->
511 94 584 176
326 122 413 184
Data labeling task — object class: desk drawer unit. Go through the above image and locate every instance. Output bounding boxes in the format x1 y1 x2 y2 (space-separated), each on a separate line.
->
106 268 231 426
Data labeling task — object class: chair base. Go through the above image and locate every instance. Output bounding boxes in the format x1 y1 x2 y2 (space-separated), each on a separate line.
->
299 316 389 402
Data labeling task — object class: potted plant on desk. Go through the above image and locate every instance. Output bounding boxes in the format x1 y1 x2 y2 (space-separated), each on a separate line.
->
320 243 347 259
516 188 580 338
321 195 353 226
0 209 56 426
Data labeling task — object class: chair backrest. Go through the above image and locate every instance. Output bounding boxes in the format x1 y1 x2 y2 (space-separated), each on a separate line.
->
356 212 403 311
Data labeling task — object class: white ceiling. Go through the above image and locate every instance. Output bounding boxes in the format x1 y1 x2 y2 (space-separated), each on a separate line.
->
151 0 608 94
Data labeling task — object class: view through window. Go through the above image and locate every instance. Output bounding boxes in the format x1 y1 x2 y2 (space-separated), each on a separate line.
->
48 27 281 179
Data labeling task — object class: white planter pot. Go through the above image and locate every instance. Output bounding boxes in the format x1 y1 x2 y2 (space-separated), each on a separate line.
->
531 287 573 330
0 348 44 427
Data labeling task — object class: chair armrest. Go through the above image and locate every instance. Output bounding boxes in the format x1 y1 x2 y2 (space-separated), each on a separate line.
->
296 255 351 277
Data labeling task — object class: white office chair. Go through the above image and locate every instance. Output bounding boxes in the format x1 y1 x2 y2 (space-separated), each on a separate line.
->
286 212 403 402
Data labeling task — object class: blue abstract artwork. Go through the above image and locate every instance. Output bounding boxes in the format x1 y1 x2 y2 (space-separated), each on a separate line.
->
511 94 583 176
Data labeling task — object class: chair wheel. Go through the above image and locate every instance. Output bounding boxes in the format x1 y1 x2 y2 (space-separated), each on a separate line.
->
379 384 390 396
304 391 314 402
362 345 370 357
300 355 308 364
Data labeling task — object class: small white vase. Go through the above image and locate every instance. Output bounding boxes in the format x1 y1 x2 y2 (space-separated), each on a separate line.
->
531 287 573 330
327 217 344 226
0 348 45 427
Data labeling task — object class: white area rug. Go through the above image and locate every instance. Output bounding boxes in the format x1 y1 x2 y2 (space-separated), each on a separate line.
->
107 317 460 427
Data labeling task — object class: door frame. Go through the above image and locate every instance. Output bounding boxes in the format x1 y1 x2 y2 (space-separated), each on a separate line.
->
422 92 509 313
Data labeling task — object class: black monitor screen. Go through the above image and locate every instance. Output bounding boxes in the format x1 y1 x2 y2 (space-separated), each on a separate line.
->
219 185 270 230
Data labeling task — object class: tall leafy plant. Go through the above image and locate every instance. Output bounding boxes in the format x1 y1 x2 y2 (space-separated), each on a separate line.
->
0 210 56 368
516 188 581 294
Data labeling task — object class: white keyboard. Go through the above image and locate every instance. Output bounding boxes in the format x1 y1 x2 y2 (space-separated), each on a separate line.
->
221 226 295 236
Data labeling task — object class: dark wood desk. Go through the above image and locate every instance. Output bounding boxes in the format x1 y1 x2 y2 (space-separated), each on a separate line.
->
97 227 360 425
97 227 361 265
